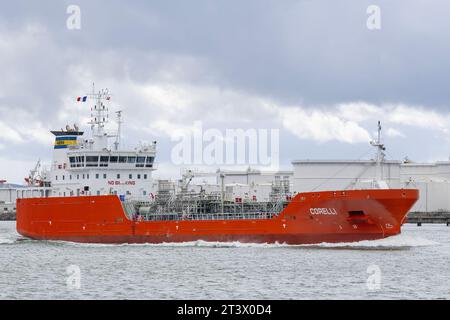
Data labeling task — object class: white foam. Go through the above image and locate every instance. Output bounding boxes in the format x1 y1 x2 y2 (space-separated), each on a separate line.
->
0 239 14 245
53 233 439 250
305 234 439 249
0 235 19 245
0 231 27 245
0 222 20 244
53 239 283 248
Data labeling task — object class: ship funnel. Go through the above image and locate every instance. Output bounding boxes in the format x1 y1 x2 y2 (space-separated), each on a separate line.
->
51 130 84 149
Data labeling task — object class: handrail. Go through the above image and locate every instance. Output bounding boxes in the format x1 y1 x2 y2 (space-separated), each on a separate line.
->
139 211 277 222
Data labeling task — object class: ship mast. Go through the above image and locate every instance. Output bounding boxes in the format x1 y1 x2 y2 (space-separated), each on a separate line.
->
87 84 111 150
114 110 123 151
370 121 387 189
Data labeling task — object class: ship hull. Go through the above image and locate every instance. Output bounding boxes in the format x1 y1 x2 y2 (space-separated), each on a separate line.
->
16 189 419 244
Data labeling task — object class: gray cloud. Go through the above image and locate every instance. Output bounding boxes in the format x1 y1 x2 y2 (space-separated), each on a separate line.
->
1 0 450 182
3 0 450 107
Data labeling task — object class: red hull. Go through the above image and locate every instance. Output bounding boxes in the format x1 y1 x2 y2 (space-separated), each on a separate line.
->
16 189 419 244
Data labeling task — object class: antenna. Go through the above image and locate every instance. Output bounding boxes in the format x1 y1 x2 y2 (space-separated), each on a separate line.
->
80 84 114 150
370 121 387 188
86 85 111 137
114 110 123 151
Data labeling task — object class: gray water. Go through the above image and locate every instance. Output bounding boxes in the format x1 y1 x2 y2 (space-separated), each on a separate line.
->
0 221 449 300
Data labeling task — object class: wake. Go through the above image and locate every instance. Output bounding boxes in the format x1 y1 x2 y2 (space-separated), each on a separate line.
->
50 233 438 250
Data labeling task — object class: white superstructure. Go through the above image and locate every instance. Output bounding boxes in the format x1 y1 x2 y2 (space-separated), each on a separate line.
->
49 87 157 200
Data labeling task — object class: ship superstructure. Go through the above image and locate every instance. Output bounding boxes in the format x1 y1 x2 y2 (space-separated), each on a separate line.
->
49 88 156 200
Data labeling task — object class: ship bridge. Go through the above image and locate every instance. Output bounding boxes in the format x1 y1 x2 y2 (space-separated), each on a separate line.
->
49 87 158 200
66 150 156 169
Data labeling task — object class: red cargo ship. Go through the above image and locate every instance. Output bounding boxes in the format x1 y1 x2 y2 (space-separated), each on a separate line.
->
17 189 418 244
16 89 419 244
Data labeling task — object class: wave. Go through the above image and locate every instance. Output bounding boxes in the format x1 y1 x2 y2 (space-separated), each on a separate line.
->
0 222 20 245
0 234 22 245
0 238 15 245
300 234 439 250
0 232 27 245
52 233 439 250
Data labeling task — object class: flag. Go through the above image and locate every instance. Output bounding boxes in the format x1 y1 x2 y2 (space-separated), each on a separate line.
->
76 96 88 102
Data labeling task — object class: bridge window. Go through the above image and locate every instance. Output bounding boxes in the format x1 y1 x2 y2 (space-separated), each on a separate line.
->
127 156 136 164
69 156 84 168
76 156 84 167
146 157 154 168
110 156 118 163
100 156 109 167
129 174 133 179
144 174 148 179
119 156 127 163
103 174 107 179
86 156 99 167
69 157 76 168
137 174 141 179
117 174 121 179
96 174 99 179
136 156 145 168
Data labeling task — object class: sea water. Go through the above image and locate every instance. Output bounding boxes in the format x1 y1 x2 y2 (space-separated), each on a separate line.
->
0 221 448 299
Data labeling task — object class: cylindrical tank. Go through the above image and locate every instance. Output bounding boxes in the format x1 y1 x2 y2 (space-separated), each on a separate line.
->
138 206 152 215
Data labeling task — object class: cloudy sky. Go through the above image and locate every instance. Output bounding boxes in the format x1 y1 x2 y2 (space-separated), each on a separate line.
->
1 0 450 183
